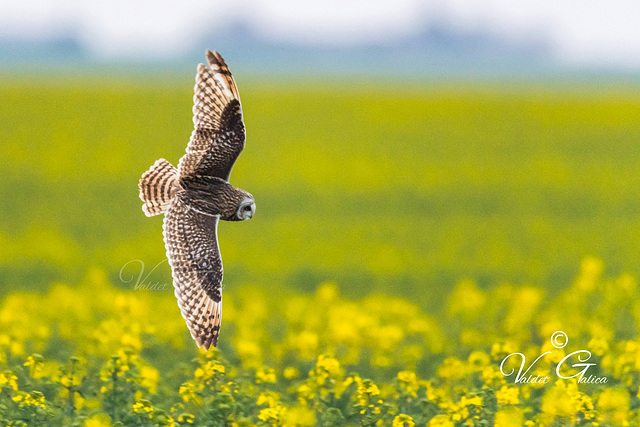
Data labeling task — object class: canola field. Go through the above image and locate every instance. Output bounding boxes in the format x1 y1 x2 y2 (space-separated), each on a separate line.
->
2 77 640 425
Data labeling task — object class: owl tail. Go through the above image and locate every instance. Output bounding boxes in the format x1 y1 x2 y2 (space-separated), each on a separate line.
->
139 158 179 216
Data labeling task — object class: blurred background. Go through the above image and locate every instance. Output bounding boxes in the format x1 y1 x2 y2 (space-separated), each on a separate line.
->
4 0 640 76
4 4 640 423
2 0 640 308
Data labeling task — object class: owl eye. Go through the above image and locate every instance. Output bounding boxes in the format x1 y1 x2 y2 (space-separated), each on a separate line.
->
243 205 252 212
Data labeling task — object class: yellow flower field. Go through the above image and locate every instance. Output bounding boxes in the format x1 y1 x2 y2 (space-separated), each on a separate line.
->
2 78 640 425
0 258 639 425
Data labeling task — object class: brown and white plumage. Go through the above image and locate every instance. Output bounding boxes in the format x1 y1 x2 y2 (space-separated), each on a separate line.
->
139 158 179 216
179 50 245 181
163 195 222 348
138 50 255 349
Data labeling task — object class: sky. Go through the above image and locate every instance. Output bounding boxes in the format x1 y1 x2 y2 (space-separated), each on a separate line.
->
2 0 640 68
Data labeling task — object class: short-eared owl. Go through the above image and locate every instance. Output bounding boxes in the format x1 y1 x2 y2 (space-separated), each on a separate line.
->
138 50 254 349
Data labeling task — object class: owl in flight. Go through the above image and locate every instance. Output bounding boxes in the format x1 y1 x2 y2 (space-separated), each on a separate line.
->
138 50 255 349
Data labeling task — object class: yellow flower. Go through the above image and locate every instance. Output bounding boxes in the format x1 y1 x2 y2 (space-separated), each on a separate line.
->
256 368 277 383
284 367 299 379
393 414 415 427
541 380 583 419
84 414 112 427
358 379 380 398
597 388 630 425
179 382 202 405
60 388 85 410
316 282 339 302
283 405 316 426
177 413 195 424
132 399 154 416
481 366 507 387
24 354 44 379
258 405 287 425
13 391 46 409
258 407 278 421
467 351 490 370
541 340 566 364
460 394 483 418
297 383 314 402
495 407 523 427
428 414 454 427
316 355 341 377
0 371 18 391
496 385 519 405
210 361 225 373
588 337 609 356
257 391 279 407
140 365 159 394
438 358 467 380
397 371 419 398
193 360 226 385
220 381 233 393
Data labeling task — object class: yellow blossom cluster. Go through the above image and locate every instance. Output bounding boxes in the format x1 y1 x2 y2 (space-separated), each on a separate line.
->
0 259 639 425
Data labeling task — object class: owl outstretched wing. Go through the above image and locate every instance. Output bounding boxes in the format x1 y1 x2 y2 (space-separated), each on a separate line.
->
163 194 223 349
178 50 245 182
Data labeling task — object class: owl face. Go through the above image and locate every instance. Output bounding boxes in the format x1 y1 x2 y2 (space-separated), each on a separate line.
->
236 196 255 220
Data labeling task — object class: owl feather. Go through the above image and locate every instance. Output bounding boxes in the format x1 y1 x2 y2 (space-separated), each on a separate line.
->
139 158 179 216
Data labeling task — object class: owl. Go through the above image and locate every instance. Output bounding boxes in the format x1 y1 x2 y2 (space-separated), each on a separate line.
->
138 50 255 349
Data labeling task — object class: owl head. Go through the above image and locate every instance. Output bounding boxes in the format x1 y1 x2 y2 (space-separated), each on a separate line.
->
236 195 256 220
218 186 255 221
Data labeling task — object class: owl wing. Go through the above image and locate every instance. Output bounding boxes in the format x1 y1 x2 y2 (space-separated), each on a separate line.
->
178 50 245 182
163 194 223 349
